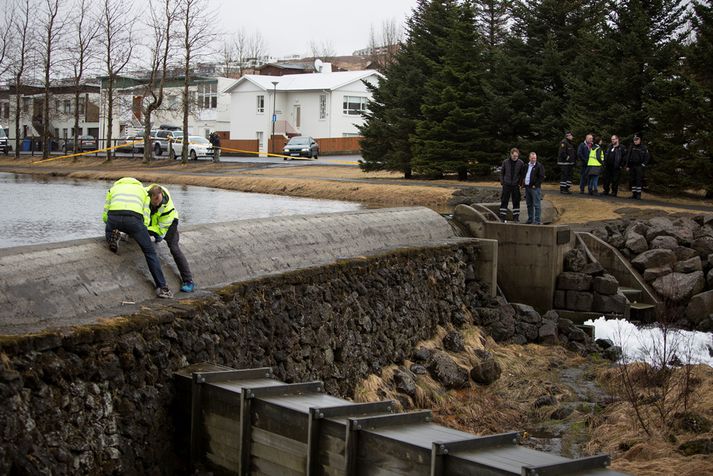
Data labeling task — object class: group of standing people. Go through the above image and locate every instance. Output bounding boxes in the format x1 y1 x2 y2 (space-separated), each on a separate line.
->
557 131 650 199
102 177 195 298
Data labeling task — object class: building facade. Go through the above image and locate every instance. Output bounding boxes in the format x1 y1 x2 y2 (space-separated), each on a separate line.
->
225 70 381 153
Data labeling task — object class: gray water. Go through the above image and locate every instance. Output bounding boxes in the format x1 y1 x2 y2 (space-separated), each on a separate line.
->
0 173 361 248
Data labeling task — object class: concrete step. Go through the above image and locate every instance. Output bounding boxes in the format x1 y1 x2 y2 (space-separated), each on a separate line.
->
618 287 642 300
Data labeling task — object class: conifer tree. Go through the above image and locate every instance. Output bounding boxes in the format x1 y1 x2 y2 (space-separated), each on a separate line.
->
682 1 713 197
411 0 489 180
359 0 452 178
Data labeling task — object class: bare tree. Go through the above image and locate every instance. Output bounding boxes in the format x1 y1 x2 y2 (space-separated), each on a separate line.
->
220 29 247 77
99 0 135 161
37 0 66 159
177 0 216 163
245 30 266 65
0 8 15 78
9 0 33 159
310 40 336 61
67 0 100 159
142 0 177 163
367 18 403 71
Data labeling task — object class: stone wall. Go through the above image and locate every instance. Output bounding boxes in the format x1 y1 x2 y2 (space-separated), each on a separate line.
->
0 240 484 475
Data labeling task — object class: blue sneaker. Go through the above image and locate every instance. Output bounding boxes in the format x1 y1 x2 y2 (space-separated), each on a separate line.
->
180 281 195 293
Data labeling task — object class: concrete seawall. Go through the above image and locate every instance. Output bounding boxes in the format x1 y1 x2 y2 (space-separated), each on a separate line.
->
0 207 456 335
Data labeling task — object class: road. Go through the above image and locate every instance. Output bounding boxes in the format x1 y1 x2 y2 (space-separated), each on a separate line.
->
14 150 362 167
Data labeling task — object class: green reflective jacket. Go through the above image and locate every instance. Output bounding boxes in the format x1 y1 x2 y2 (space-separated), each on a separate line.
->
102 177 150 226
146 184 178 237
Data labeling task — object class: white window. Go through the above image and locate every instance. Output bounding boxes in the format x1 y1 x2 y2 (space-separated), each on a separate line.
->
319 94 326 120
257 95 264 113
343 96 367 116
63 99 71 113
197 82 217 109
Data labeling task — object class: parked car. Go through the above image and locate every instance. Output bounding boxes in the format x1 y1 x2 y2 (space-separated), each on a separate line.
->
63 135 97 153
0 127 9 154
117 133 147 153
169 135 213 160
153 129 182 156
282 136 319 159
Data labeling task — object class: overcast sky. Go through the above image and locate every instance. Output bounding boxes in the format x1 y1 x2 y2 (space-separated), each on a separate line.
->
210 0 418 58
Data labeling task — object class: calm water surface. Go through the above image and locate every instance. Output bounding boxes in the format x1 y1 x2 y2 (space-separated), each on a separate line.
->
0 173 361 248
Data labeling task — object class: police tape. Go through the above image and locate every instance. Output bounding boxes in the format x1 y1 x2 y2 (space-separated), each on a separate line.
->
219 146 311 160
31 140 145 164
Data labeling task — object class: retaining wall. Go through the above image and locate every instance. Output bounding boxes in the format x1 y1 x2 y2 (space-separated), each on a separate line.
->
0 240 488 475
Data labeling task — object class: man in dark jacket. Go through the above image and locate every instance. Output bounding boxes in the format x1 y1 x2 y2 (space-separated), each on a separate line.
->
576 134 593 194
557 131 576 194
524 151 546 224
499 148 525 222
601 134 626 196
626 134 650 199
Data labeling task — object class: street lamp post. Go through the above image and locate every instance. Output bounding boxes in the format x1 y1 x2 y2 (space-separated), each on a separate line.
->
271 81 278 156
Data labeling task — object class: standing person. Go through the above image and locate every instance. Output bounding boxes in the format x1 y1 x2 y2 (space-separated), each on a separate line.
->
209 132 221 163
499 148 525 222
557 130 576 194
146 184 195 292
602 134 626 196
103 177 173 299
586 136 604 195
577 134 594 194
626 133 650 199
524 152 546 225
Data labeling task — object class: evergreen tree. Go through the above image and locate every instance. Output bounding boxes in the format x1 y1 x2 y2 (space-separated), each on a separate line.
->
411 1 489 180
511 0 603 162
474 0 511 49
359 0 453 178
685 1 713 197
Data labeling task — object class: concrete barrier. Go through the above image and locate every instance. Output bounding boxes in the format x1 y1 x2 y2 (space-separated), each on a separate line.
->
453 205 575 311
0 207 457 335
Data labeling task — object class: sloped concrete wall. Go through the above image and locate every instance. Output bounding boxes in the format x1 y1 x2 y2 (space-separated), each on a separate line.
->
0 207 455 335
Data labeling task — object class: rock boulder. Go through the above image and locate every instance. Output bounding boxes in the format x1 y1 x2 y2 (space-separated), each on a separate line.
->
652 271 706 303
632 248 676 272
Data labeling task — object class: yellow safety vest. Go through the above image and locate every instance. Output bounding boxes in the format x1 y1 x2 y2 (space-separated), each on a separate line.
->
587 146 603 167
145 184 179 238
102 177 150 226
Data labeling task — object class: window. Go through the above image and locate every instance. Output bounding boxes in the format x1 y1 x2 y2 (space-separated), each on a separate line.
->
63 100 71 114
22 97 31 113
319 94 326 120
78 98 85 115
197 82 217 109
343 96 367 115
257 95 264 113
55 99 60 112
1 102 8 119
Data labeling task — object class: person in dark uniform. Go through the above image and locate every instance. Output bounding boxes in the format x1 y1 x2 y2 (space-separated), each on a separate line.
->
557 131 576 194
577 133 593 194
601 134 626 196
499 148 525 222
625 133 650 199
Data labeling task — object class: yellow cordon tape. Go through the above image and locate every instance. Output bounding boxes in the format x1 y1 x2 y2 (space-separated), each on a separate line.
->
219 146 310 160
31 140 145 164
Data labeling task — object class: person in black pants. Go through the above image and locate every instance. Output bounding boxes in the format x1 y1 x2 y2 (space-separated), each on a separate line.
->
499 148 525 222
625 134 650 199
602 134 626 196
557 131 576 194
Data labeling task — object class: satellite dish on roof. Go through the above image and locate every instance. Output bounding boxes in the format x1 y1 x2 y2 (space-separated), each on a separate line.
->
314 58 323 73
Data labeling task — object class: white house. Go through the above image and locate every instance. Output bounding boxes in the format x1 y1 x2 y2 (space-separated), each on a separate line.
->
224 70 382 153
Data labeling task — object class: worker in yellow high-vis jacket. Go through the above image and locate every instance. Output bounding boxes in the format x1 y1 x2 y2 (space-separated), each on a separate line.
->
146 184 195 293
103 177 173 298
